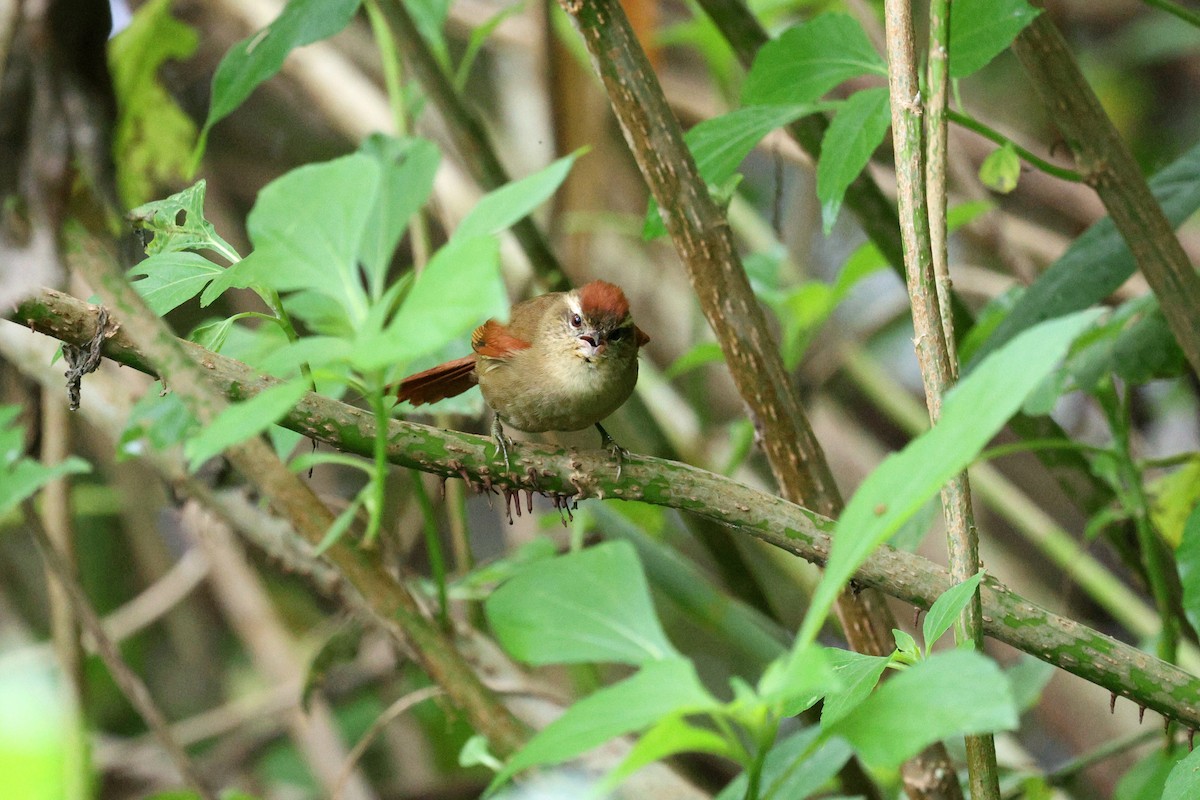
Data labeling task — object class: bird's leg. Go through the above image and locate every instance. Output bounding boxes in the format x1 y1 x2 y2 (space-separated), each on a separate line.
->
595 422 629 481
491 415 513 474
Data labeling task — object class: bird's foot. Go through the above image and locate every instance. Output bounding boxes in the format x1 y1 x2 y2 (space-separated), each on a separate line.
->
491 416 513 474
595 422 629 482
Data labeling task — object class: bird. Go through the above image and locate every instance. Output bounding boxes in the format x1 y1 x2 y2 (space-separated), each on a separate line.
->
396 280 649 476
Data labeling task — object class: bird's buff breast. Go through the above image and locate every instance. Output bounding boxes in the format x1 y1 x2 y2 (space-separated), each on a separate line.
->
476 349 638 433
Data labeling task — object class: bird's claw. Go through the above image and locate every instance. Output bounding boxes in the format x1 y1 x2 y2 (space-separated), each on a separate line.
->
595 422 629 481
491 416 513 474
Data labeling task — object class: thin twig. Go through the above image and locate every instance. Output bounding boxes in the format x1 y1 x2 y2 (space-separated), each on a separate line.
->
333 686 443 800
946 109 1083 183
883 0 1000 794
22 504 217 800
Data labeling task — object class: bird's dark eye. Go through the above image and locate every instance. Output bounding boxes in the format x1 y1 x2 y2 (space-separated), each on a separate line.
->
609 328 625 341
570 313 583 328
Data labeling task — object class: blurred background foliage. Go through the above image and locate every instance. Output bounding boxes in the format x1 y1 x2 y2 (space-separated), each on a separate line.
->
3 0 1200 798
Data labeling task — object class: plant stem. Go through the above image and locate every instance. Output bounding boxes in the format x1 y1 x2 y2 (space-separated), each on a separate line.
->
15 289 1200 729
1141 0 1200 29
885 0 1000 794
946 109 1083 182
410 471 449 630
1013 13 1200 380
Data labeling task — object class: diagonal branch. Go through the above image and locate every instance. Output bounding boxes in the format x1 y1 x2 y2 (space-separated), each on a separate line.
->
11 289 1200 731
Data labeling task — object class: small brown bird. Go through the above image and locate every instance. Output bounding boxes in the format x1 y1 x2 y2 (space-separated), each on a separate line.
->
396 280 650 473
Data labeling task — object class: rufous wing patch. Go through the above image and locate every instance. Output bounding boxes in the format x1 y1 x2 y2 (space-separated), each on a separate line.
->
471 319 532 358
396 355 478 406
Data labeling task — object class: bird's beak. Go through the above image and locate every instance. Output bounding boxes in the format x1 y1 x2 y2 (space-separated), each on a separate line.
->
577 331 607 358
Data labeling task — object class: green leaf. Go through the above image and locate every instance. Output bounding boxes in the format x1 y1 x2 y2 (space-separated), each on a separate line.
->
128 181 237 258
820 649 890 726
358 135 440 298
1120 747 1186 800
817 88 891 233
1152 458 1200 549
108 0 199 208
117 383 197 457
491 658 717 789
646 104 822 239
742 13 886 106
892 629 920 662
220 153 379 321
922 570 986 653
602 714 737 792
1 406 91 517
1005 655 1056 713
1164 746 1200 800
485 540 678 666
129 252 224 315
1177 504 1200 636
828 650 1018 771
183 379 309 470
665 341 725 378
969 139 1200 368
454 152 578 241
979 141 1021 193
949 0 1041 78
195 0 361 160
798 309 1102 646
757 644 838 718
356 235 504 374
716 727 853 800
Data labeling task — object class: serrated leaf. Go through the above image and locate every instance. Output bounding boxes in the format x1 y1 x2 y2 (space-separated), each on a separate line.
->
742 13 885 106
128 181 235 258
828 650 1018 770
818 88 891 233
485 541 678 666
979 142 1021 193
183 379 309 470
196 0 361 160
129 252 224 315
799 309 1102 646
491 658 717 789
949 0 1041 78
969 139 1200 368
454 152 578 241
922 570 986 653
645 104 821 239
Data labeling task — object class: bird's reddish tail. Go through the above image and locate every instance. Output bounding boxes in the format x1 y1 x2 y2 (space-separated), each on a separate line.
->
396 355 478 406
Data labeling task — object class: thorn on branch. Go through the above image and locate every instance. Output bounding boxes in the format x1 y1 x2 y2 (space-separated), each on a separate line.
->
1110 692 1117 714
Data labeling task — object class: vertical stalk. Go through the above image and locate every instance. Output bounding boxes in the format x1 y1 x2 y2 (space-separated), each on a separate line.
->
925 0 956 373
882 0 1000 796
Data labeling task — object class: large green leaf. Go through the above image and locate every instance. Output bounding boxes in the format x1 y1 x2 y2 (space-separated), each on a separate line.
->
453 152 578 241
486 541 678 666
358 135 440 299
183 379 309 470
355 235 504 374
948 0 1041 78
828 650 1018 770
645 104 820 239
205 153 379 324
129 252 224 315
969 140 1200 368
195 0 361 159
742 13 885 106
1161 746 1200 800
798 309 1102 646
128 181 236 259
817 87 891 233
491 658 717 788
